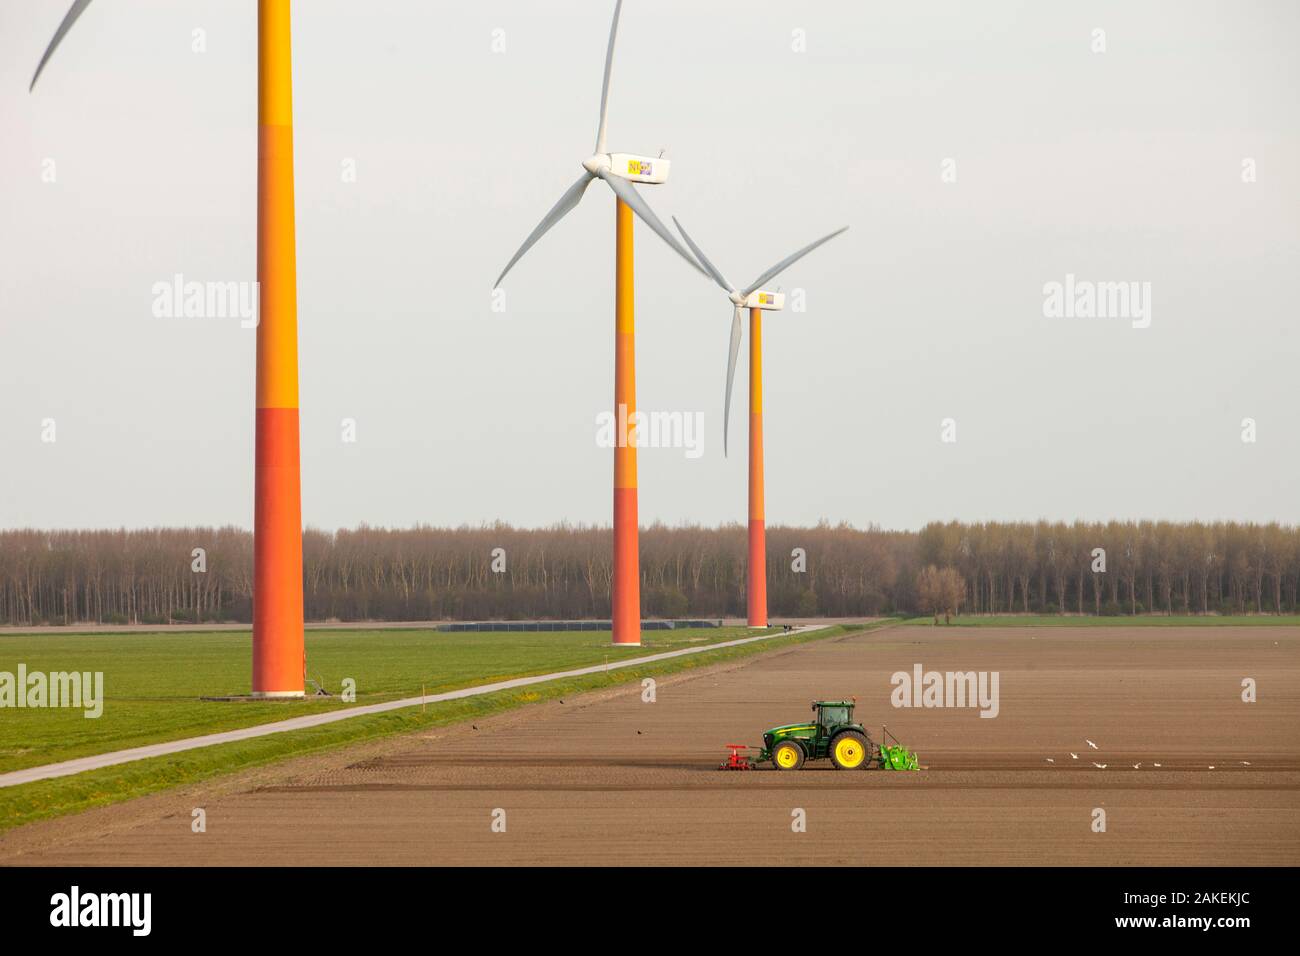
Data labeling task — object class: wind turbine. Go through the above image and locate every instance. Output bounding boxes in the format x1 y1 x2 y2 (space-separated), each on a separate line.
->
673 218 847 627
31 1 306 697
494 0 706 647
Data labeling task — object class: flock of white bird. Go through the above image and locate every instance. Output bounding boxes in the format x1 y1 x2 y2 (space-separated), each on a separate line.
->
1044 738 1251 771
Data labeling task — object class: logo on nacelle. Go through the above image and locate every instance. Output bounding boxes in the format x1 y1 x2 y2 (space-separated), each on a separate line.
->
627 159 654 176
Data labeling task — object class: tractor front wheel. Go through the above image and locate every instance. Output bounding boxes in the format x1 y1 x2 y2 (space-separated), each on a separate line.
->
830 731 870 770
772 740 805 771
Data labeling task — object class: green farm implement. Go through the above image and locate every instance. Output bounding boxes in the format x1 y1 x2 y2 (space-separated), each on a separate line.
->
719 699 919 771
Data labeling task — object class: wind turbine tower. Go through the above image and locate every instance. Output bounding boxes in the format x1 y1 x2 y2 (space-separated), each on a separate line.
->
673 218 848 627
31 0 306 695
494 1 706 646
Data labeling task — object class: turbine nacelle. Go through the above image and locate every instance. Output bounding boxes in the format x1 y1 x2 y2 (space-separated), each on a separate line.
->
741 290 784 311
582 152 670 184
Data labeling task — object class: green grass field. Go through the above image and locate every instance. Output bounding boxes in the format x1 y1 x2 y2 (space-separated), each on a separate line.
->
0 623 875 832
902 614 1300 627
0 626 775 775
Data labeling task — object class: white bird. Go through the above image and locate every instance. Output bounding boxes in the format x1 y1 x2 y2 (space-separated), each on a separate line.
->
1092 762 1107 769
1086 739 1099 750
1208 765 1215 770
1241 761 1251 766
1132 763 1141 769
1153 762 1162 768
1069 752 1078 760
1045 757 1055 763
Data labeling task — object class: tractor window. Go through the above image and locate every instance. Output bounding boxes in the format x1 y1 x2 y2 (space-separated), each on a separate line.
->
819 706 848 729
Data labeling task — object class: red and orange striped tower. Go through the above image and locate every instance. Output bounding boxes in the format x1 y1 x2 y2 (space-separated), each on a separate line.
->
251 0 305 696
612 200 641 646
747 307 768 627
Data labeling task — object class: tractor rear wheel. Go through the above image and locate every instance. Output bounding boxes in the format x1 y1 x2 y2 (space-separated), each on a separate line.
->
772 740 805 771
830 731 870 770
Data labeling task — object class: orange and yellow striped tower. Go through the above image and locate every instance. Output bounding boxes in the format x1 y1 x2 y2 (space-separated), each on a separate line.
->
612 200 641 646
251 0 305 696
747 307 768 627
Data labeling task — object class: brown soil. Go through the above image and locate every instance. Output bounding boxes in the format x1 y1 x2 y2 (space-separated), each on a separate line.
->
3 625 1297 866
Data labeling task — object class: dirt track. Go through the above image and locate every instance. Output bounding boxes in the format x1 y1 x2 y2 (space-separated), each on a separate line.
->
3 625 1298 865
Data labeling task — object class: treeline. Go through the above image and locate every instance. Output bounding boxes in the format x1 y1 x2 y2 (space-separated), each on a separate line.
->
0 521 1297 626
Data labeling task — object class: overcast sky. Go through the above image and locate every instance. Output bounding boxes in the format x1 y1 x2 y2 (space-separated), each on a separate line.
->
2 0 1298 532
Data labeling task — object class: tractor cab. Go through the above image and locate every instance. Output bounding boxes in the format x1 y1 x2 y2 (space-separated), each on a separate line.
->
813 699 854 736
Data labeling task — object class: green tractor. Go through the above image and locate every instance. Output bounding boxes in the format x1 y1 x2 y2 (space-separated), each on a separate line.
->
753 699 919 771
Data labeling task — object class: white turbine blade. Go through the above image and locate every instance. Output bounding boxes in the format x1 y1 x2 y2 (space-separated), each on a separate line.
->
594 0 624 154
494 172 595 288
723 304 743 457
672 216 736 295
30 0 95 91
741 226 849 297
598 172 706 277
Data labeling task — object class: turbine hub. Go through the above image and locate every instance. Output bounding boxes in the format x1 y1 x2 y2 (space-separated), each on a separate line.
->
582 154 611 176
